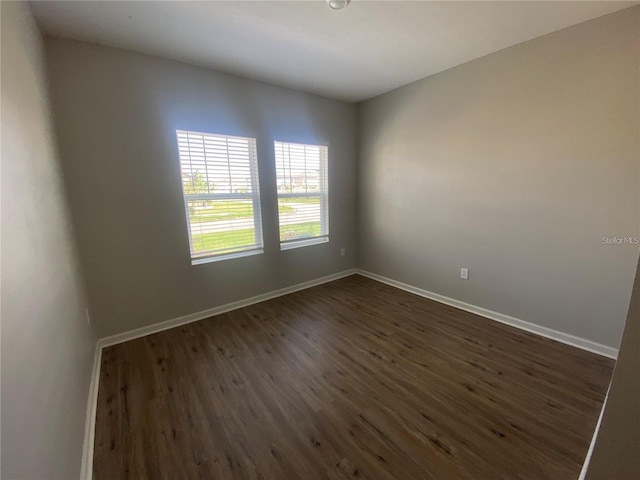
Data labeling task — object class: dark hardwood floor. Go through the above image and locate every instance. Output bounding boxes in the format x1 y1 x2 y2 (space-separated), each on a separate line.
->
94 275 614 479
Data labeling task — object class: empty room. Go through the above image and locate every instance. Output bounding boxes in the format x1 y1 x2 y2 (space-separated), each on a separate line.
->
2 1 639 479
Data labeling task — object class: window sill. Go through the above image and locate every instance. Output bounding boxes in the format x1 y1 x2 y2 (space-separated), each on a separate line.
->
191 248 264 265
280 236 329 251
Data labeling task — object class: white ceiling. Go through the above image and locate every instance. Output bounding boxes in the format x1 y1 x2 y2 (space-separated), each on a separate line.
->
31 1 637 102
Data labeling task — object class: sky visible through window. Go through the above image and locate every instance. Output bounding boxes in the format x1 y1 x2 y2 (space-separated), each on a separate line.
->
176 132 328 259
177 130 263 259
275 141 328 246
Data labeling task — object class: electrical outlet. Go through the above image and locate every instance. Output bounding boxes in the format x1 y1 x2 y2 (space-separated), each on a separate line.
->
85 308 91 325
460 268 469 280
340 247 346 256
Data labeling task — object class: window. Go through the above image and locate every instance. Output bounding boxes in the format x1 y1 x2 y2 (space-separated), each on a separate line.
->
274 141 329 250
176 130 263 264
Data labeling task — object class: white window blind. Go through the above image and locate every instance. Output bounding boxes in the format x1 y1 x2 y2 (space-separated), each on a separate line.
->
176 130 263 263
274 141 329 249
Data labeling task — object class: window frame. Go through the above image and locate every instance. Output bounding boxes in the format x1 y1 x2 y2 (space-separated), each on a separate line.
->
176 130 264 265
274 140 329 251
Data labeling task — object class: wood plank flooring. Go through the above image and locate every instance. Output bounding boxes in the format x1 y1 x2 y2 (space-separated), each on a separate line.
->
94 275 614 479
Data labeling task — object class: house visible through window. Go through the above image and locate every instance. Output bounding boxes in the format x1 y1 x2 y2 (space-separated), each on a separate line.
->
274 141 329 250
176 130 263 264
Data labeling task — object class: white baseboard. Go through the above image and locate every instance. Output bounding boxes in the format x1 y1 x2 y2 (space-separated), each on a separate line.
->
80 342 102 480
357 269 618 359
579 385 610 480
81 268 357 479
80 265 616 478
98 268 358 349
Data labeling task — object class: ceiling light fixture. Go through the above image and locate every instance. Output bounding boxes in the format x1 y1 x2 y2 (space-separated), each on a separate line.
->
327 0 351 10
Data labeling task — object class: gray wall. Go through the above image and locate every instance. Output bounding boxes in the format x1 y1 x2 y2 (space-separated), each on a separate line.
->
0 3 98 478
44 38 358 337
357 7 640 349
585 255 640 479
